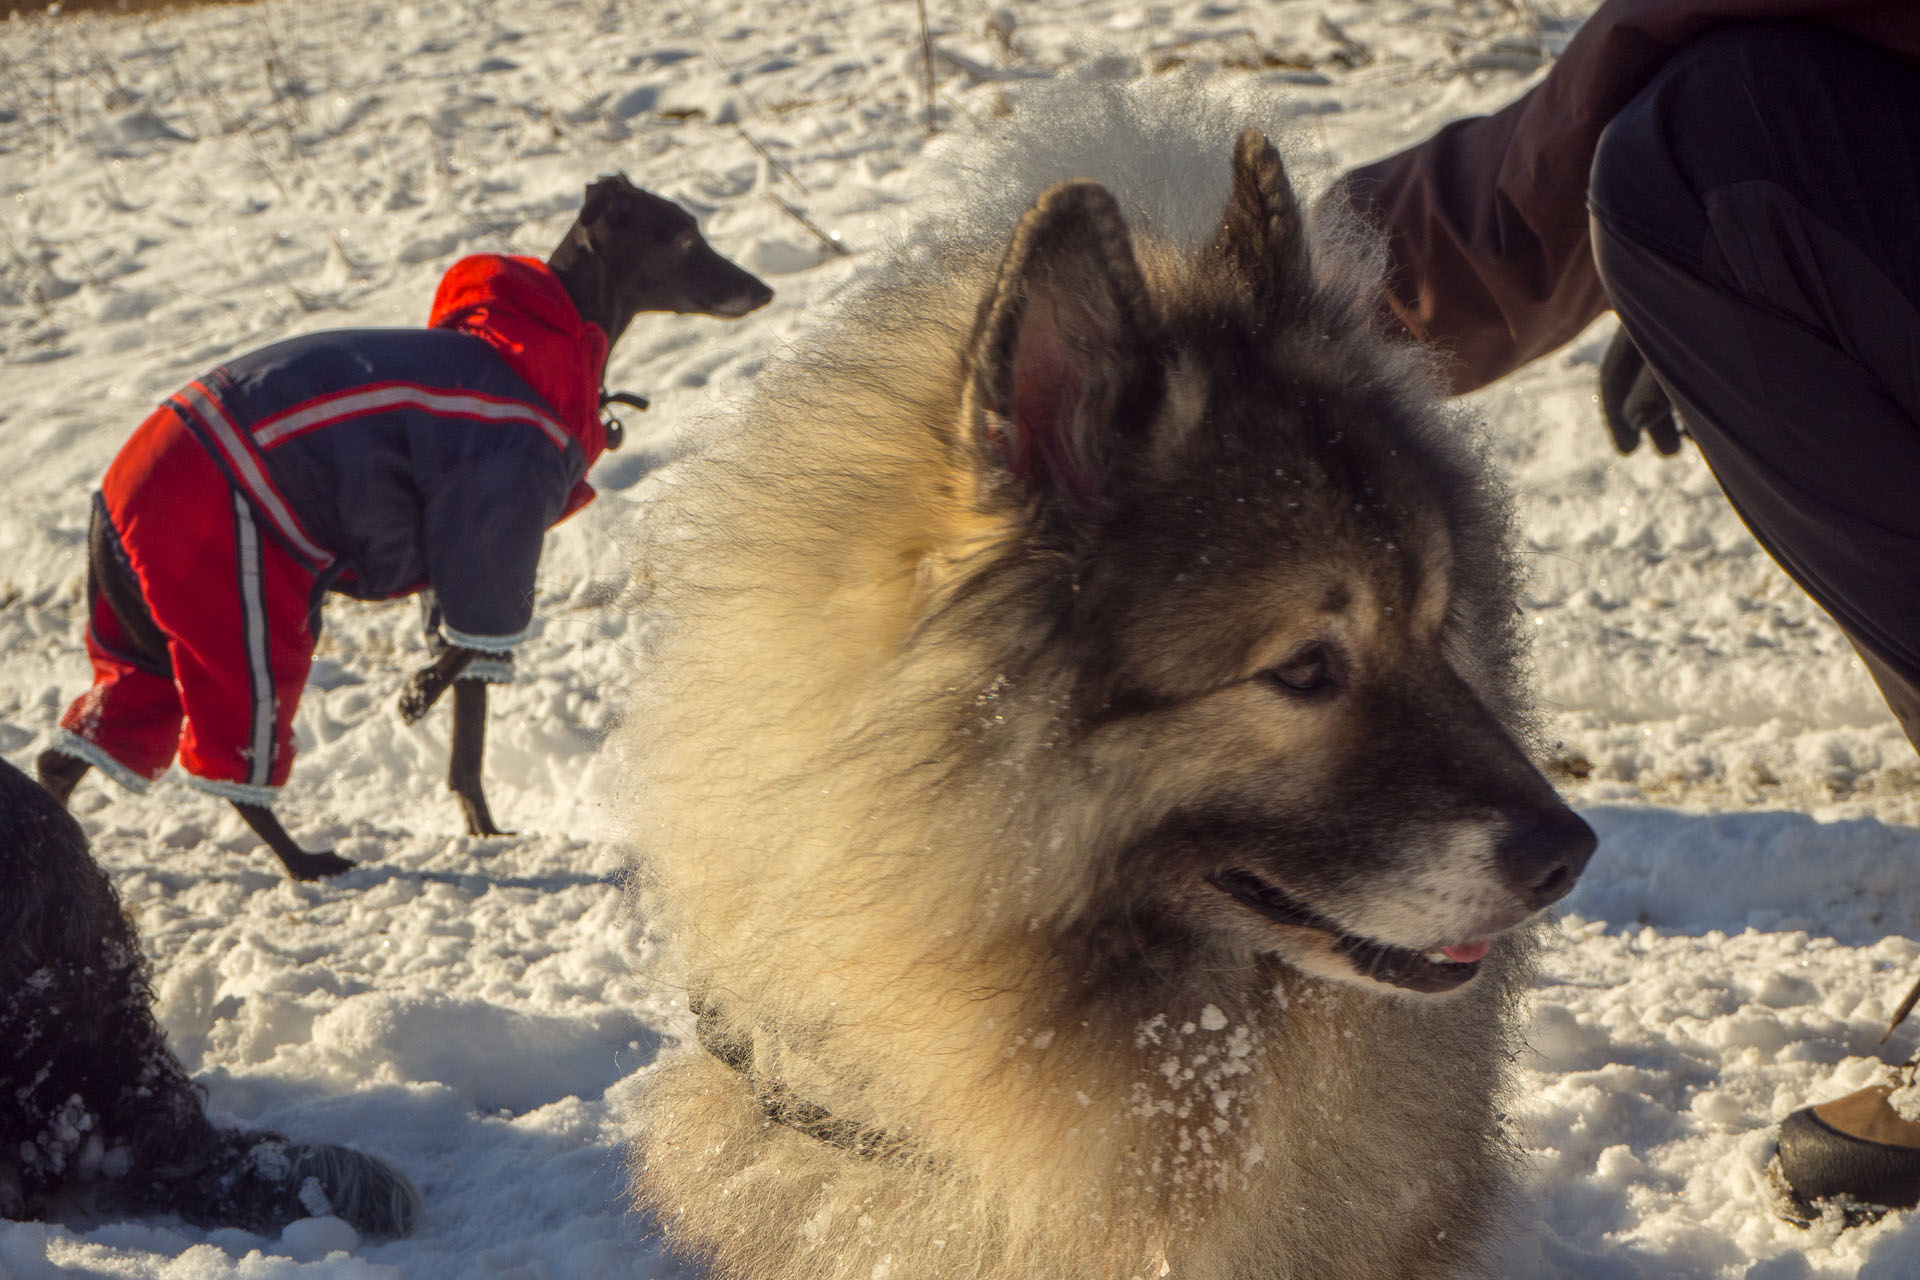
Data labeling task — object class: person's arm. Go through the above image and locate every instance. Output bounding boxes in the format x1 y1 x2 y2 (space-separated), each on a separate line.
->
1325 0 1920 395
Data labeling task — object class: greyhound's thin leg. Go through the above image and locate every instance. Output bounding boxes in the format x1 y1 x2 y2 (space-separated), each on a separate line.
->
231 802 354 880
449 681 510 837
35 749 90 807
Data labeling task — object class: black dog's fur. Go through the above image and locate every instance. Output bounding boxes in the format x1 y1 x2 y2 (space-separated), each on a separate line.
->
1 756 420 1234
38 175 772 880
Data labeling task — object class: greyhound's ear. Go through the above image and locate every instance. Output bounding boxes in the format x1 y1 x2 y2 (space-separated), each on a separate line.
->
965 180 1158 515
1209 130 1311 310
580 178 619 227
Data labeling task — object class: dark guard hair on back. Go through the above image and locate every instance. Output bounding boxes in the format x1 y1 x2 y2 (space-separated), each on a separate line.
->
621 83 1591 1280
0 758 420 1237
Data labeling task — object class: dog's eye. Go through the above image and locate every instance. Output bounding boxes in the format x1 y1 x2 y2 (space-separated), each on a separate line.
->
1264 645 1339 696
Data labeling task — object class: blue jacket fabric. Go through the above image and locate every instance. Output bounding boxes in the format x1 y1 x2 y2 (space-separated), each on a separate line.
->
170 255 608 649
193 328 582 646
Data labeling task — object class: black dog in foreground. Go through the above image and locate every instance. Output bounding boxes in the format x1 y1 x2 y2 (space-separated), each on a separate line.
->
0 757 420 1234
34 177 772 880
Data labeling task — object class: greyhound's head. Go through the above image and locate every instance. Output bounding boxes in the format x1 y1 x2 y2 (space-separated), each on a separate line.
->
547 174 774 347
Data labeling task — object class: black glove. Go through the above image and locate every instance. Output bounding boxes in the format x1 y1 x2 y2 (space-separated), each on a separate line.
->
1598 326 1683 456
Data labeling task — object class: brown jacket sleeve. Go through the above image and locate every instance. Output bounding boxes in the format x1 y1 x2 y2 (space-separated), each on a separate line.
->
1331 0 1920 395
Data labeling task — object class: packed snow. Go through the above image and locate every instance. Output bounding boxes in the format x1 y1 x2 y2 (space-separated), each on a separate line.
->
4 0 1920 1276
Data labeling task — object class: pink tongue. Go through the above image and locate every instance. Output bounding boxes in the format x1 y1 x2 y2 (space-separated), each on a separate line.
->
1440 940 1491 965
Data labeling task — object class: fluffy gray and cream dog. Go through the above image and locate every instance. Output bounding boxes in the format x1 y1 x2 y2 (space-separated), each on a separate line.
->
621 91 1595 1280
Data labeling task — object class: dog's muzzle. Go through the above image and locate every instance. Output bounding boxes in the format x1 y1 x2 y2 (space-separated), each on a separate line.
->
1208 868 1497 995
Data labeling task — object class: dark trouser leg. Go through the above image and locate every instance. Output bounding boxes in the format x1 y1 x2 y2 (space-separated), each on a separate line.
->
1603 28 1920 1222
1589 21 1920 754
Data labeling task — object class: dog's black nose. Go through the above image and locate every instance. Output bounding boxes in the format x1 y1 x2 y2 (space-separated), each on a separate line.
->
1496 806 1596 910
736 280 775 314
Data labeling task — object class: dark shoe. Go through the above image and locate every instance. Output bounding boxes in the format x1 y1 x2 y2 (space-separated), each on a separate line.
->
1771 1080 1920 1227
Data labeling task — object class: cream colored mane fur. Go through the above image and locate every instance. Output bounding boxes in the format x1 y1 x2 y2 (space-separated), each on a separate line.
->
620 85 1532 1280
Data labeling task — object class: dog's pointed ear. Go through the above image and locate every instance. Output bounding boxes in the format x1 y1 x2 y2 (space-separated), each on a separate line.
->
966 180 1157 514
573 176 626 250
1210 130 1311 310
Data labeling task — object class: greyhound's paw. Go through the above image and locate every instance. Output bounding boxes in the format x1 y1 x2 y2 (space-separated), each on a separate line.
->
396 673 440 724
284 849 357 880
456 792 512 839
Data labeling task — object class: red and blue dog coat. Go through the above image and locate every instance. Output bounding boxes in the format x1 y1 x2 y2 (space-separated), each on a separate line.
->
54 255 610 804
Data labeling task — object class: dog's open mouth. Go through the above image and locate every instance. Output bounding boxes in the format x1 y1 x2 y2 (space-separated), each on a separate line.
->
1207 868 1491 994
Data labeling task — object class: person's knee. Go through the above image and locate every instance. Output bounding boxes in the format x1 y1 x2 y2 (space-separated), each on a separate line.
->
1593 21 1880 245
1589 29 1777 250
1589 71 1703 266
1589 113 1703 338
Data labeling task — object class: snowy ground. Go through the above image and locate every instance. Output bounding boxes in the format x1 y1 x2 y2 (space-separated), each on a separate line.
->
4 0 1920 1276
